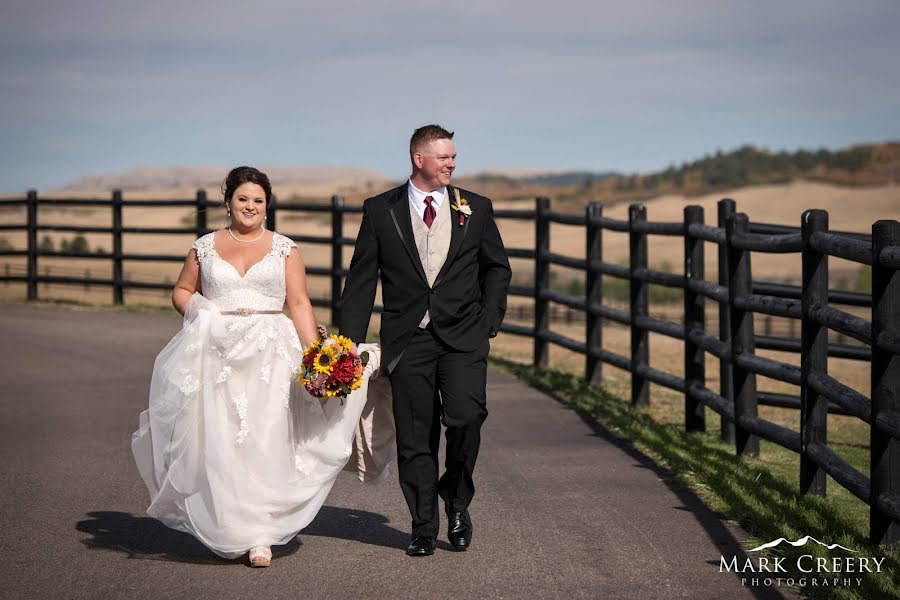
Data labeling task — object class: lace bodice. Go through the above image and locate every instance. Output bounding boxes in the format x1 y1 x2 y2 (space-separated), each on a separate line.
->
192 231 296 312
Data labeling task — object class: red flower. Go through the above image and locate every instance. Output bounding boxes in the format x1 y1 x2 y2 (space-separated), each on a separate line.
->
327 355 355 384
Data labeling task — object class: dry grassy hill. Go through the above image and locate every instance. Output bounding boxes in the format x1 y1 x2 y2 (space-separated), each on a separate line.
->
1 142 897 306
1 180 896 298
455 141 900 209
47 165 390 200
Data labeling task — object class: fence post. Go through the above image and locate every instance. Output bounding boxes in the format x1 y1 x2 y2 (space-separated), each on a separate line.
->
195 190 208 238
871 219 900 546
800 209 828 495
112 190 124 305
684 205 705 432
727 212 758 457
26 189 38 301
629 204 649 407
718 199 736 443
533 197 550 368
585 202 603 385
331 195 344 327
267 195 277 232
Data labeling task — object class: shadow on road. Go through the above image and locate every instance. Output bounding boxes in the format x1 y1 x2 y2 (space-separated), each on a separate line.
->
301 506 456 552
76 511 301 565
565 409 789 600
78 507 456 564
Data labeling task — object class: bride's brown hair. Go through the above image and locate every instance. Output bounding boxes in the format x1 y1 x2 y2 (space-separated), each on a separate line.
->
222 166 272 206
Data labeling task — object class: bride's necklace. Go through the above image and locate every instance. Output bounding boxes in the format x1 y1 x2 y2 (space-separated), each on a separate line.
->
228 227 266 243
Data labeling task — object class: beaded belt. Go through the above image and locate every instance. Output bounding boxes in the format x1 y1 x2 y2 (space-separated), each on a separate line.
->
221 309 283 316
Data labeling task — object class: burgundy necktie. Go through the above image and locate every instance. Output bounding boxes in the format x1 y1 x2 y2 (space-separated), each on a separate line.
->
423 195 436 229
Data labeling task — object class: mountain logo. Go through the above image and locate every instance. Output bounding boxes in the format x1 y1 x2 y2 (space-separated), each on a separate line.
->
720 534 883 589
748 535 856 553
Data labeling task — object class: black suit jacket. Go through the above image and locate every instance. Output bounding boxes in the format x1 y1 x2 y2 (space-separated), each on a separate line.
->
338 184 511 372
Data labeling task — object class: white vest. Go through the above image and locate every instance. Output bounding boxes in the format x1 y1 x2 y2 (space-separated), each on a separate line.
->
410 197 452 327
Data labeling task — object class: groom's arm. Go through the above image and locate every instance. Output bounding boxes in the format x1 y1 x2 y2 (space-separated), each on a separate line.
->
338 200 379 344
478 201 511 338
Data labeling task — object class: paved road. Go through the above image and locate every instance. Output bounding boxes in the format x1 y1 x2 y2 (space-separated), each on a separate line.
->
0 304 788 599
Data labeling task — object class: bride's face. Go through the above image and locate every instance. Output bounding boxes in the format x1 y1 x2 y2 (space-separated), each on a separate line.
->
228 182 267 231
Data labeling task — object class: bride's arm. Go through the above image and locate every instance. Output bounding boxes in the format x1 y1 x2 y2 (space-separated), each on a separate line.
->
172 249 201 316
285 247 318 347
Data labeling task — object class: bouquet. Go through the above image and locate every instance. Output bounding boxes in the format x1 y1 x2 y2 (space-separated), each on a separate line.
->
298 325 368 405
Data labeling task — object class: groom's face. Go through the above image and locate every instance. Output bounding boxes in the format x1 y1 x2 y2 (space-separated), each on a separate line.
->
414 138 456 190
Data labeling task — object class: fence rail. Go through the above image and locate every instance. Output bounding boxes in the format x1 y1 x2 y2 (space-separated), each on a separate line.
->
504 197 898 547
0 189 898 546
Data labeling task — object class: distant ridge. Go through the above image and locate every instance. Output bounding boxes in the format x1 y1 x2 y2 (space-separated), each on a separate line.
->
459 169 621 187
465 141 900 206
45 141 900 202
54 165 389 194
522 171 620 186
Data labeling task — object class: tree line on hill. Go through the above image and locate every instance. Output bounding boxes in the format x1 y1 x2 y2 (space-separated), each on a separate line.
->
615 143 893 195
459 142 898 205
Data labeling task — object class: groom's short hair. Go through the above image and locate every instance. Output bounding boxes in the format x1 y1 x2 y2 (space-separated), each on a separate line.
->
410 124 454 156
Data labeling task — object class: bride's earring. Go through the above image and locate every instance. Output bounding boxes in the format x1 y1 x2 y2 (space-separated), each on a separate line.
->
225 208 232 228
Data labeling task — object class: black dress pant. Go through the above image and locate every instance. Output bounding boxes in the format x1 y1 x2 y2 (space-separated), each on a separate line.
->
388 326 489 538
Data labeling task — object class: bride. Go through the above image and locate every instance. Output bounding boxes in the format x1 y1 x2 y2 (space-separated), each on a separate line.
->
132 166 391 567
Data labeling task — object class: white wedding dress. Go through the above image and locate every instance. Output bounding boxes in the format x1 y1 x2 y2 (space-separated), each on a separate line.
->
132 231 393 559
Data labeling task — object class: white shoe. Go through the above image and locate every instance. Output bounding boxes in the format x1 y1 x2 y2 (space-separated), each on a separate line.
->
249 546 272 567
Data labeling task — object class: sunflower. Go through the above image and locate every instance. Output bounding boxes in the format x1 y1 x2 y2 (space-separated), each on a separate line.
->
323 372 348 397
313 346 338 374
349 371 363 391
333 335 353 353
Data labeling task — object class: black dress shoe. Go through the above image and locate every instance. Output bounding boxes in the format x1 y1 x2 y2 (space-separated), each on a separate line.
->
447 511 472 551
406 536 436 556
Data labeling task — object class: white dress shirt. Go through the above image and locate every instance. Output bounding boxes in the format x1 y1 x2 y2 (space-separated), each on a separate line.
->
407 180 446 221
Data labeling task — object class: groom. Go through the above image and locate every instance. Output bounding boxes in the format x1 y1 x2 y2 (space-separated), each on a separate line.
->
339 125 511 556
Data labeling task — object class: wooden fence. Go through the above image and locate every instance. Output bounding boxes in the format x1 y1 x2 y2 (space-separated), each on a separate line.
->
0 190 897 546
0 191 360 322
494 196 899 548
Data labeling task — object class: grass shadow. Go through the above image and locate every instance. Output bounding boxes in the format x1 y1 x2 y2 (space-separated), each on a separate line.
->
492 358 900 600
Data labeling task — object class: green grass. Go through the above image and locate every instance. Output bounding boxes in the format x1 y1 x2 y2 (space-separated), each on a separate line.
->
491 358 900 600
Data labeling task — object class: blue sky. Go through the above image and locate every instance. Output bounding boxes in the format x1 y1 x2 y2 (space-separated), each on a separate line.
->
1 0 899 191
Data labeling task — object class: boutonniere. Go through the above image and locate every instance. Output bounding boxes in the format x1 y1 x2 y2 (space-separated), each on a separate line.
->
450 188 472 227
